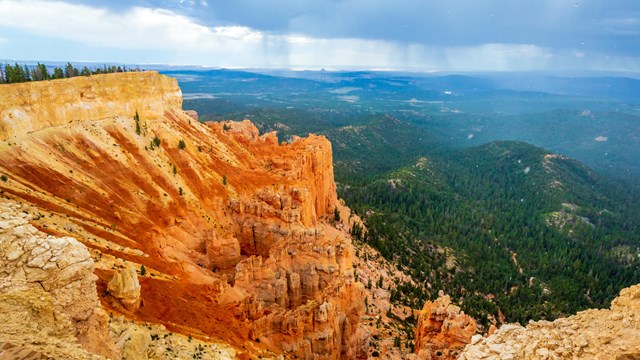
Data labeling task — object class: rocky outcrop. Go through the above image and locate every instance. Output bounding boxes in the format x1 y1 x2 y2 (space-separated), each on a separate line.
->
0 199 117 359
0 200 238 360
115 326 151 360
460 284 640 360
184 109 198 122
414 294 477 360
107 315 237 360
0 72 367 358
107 266 142 311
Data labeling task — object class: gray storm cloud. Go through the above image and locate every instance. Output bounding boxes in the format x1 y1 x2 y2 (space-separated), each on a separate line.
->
1 0 639 71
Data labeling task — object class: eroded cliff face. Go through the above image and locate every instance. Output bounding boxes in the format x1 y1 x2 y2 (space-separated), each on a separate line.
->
460 284 640 360
0 72 367 359
0 198 237 360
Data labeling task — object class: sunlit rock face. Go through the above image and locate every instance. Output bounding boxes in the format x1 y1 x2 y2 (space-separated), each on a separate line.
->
0 72 367 358
107 266 142 311
0 71 181 141
0 199 118 359
460 285 640 359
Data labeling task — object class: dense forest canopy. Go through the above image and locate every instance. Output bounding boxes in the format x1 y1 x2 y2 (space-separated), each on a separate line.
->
341 141 640 325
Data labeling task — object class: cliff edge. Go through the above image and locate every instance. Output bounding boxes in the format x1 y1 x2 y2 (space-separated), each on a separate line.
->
0 71 181 141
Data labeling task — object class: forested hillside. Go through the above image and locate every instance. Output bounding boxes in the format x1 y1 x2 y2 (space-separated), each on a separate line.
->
341 141 640 325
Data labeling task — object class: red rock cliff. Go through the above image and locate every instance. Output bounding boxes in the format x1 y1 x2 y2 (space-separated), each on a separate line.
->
0 72 367 359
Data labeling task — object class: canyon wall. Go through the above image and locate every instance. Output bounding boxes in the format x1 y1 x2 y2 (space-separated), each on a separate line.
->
0 72 367 359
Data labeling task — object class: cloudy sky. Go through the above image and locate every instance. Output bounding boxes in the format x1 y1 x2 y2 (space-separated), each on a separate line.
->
0 0 639 72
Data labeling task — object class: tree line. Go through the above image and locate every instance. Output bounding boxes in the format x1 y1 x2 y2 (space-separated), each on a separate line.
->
0 62 143 84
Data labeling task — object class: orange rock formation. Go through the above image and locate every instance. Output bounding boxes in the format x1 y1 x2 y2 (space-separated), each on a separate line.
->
414 294 477 360
0 72 367 358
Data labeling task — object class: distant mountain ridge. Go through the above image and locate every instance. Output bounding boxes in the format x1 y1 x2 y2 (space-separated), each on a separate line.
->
165 68 640 98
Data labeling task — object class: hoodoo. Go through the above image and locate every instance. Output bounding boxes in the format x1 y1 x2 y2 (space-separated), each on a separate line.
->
414 294 477 360
0 72 368 359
